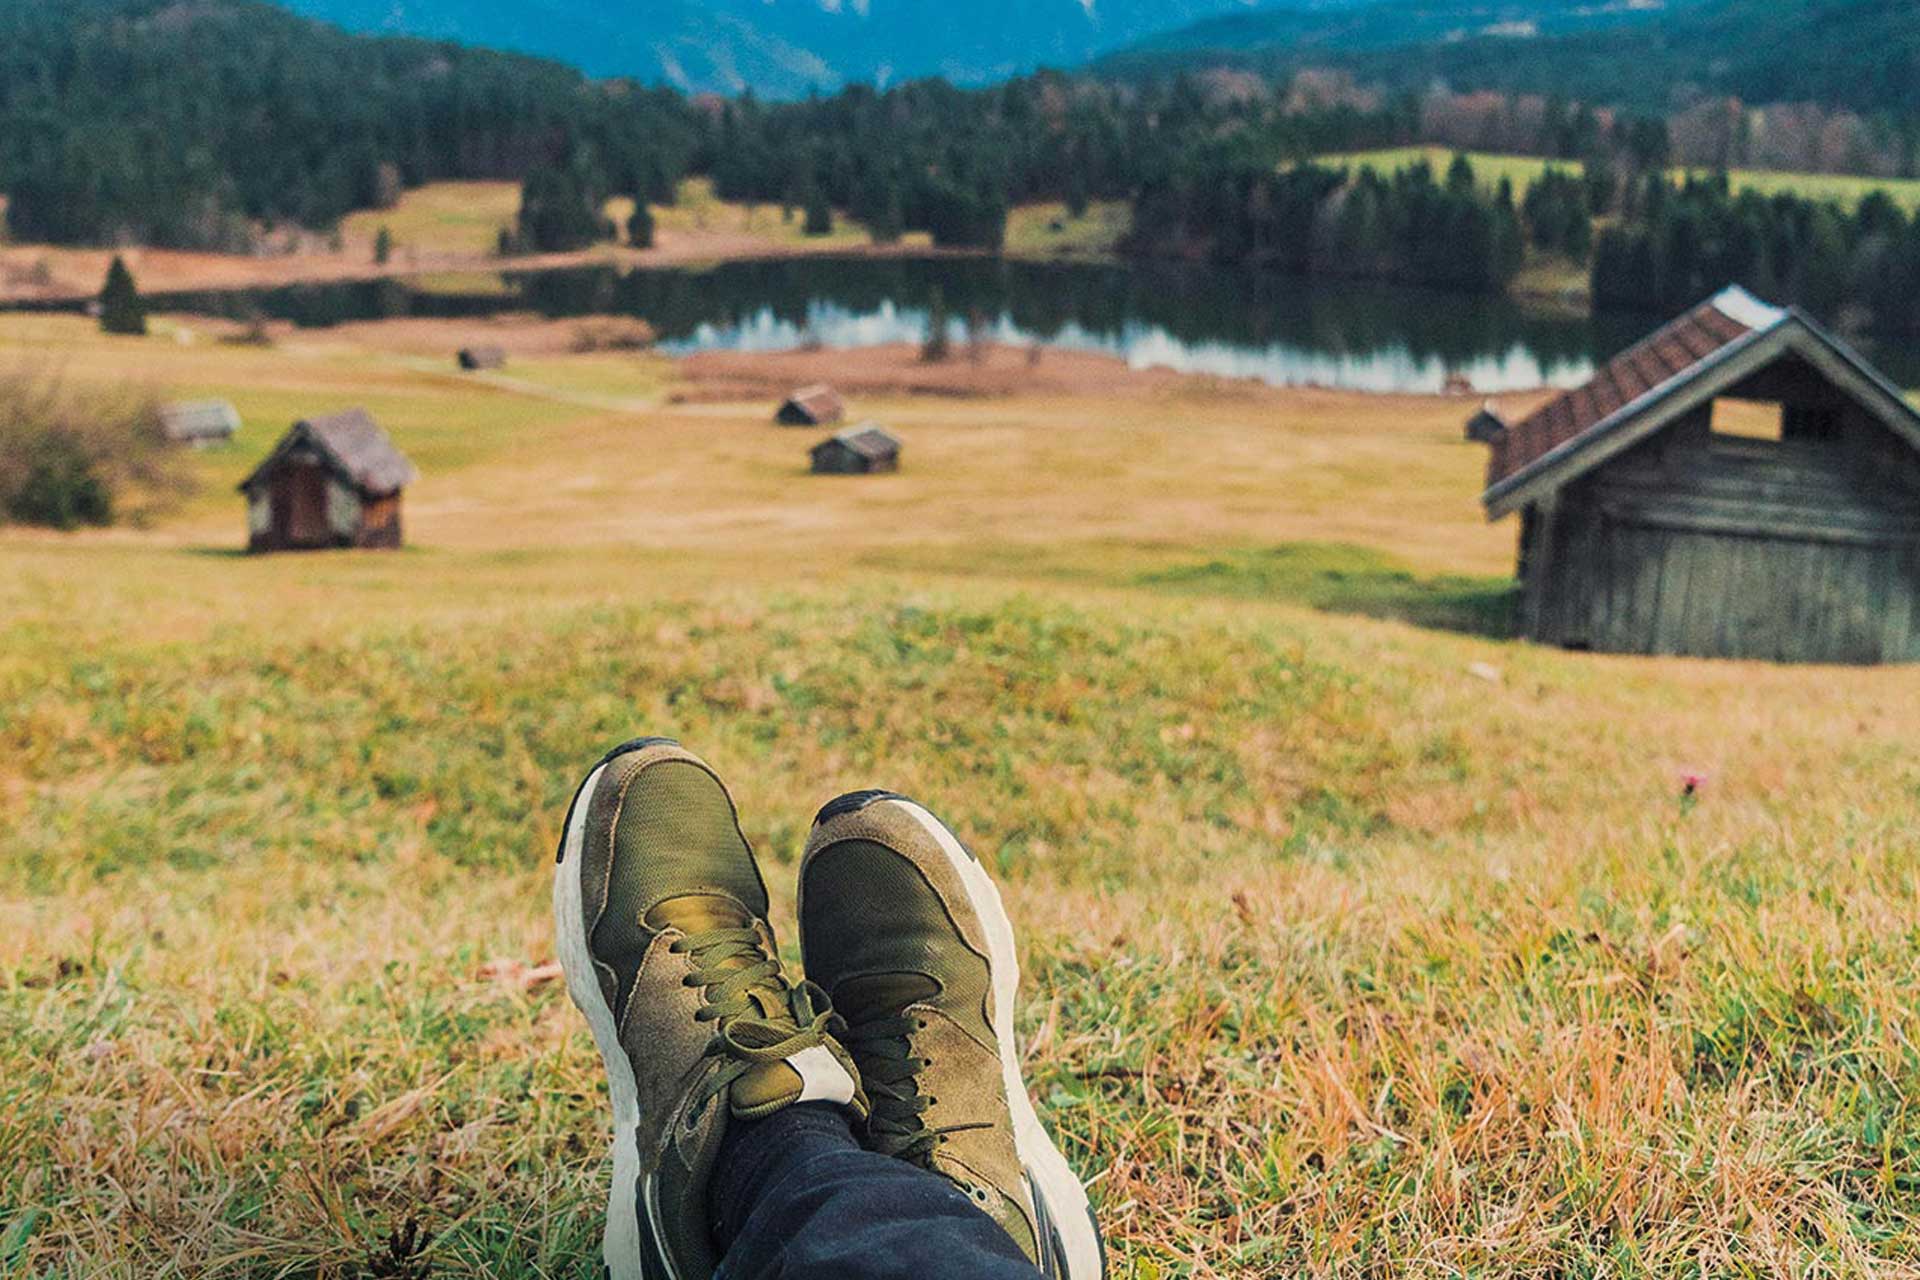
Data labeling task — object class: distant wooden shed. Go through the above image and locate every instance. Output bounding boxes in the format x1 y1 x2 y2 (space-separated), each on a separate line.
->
160 400 240 448
811 425 901 475
458 346 507 371
1480 286 1920 663
238 408 417 553
1464 402 1509 444
778 384 846 427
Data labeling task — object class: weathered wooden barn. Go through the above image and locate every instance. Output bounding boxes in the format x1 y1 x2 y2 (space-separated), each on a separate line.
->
811 425 901 475
778 384 846 427
239 409 417 553
1478 286 1920 663
160 400 241 448
458 345 507 371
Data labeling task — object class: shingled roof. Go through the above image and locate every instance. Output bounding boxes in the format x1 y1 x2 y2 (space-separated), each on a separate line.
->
779 384 847 426
1481 287 1920 518
239 408 417 497
817 424 900 462
160 399 241 444
1487 288 1778 491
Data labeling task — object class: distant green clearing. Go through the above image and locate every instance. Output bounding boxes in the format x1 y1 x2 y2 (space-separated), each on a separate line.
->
1318 146 1920 212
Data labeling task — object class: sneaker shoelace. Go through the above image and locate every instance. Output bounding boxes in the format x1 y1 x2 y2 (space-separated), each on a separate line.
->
843 1011 990 1164
673 925 836 1116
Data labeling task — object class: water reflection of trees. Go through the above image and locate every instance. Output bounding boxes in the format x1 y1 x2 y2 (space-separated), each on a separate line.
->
132 255 1919 387
522 257 1614 370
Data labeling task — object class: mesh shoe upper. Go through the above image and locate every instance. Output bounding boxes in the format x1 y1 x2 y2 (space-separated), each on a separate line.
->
799 808 1043 1263
566 744 864 1280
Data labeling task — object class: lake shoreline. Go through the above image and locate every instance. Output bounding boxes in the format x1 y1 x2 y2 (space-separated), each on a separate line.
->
0 232 1002 308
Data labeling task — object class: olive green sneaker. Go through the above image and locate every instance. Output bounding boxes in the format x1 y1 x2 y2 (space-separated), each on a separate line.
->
554 739 865 1280
799 791 1106 1280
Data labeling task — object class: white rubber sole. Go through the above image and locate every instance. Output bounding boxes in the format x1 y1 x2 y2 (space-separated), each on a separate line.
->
553 759 654 1280
886 800 1105 1280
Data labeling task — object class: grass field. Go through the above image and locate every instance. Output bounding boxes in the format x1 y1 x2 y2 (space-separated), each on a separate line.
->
1003 201 1135 259
341 182 524 259
1321 146 1920 213
6 314 1920 1278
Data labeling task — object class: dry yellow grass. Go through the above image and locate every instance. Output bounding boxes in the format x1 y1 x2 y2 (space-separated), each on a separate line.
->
5 313 1920 1278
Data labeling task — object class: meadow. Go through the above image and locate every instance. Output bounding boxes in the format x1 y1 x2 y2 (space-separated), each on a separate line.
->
1322 146 1920 213
5 312 1920 1278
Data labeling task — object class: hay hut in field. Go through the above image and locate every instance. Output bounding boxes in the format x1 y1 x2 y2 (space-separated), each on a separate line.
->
1478 286 1920 663
777 384 846 427
811 425 901 475
239 408 416 552
160 400 240 448
458 345 507 371
1464 402 1509 444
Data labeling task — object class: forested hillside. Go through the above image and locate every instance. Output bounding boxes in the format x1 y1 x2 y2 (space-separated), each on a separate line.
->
0 0 701 246
1107 0 1920 119
0 0 1411 251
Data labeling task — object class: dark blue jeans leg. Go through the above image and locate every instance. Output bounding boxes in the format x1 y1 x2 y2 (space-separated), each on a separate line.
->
712 1103 1043 1280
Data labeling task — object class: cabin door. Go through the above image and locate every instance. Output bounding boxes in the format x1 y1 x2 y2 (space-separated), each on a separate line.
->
275 464 331 547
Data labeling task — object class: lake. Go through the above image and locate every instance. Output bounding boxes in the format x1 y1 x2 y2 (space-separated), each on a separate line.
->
121 255 1920 394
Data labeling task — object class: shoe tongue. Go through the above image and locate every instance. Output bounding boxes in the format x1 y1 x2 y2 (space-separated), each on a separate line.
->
835 972 940 1025
731 1061 805 1116
646 893 791 1021
646 892 754 935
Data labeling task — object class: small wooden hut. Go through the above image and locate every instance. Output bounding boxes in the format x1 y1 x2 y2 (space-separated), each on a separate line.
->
777 384 846 427
811 425 901 475
458 346 507 371
160 400 241 448
239 409 416 553
1479 286 1920 663
1464 402 1509 444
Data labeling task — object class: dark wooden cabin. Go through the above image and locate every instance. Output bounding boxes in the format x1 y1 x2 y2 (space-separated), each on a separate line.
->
1479 287 1920 663
811 425 901 475
458 346 507 371
1464 402 1509 444
239 409 417 553
777 384 846 427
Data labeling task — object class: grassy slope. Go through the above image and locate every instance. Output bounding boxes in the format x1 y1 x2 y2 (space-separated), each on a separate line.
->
1321 146 1920 213
5 317 1920 1277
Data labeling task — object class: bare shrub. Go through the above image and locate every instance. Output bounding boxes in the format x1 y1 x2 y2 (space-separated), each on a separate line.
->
0 365 197 529
570 317 658 353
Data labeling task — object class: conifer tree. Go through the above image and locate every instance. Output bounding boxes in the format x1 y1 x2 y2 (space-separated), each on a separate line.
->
628 204 656 249
869 187 905 245
802 181 833 237
98 256 146 336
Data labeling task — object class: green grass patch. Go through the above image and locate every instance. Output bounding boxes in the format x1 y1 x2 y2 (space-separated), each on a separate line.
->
1004 201 1134 259
1321 146 1920 212
1139 542 1518 638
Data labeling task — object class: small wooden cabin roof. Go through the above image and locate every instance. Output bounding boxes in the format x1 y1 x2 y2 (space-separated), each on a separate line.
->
1482 287 1920 519
1464 402 1509 441
160 399 240 442
238 408 417 497
814 424 900 462
782 384 846 422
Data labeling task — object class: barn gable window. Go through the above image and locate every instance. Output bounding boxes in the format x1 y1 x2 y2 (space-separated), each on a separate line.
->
1709 398 1784 442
